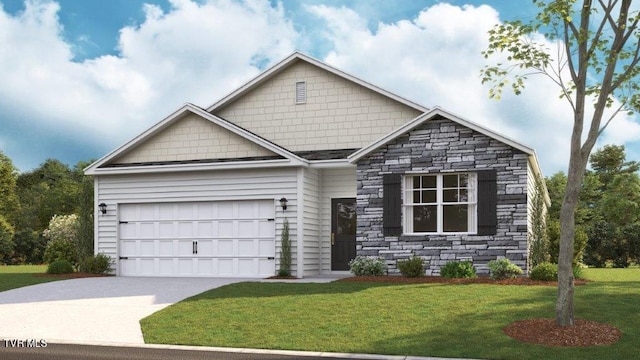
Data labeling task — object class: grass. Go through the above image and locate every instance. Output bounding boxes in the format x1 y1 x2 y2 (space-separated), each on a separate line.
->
0 264 63 292
141 269 640 360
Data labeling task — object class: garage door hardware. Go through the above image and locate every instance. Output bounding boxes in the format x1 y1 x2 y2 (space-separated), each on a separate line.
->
119 221 128 224
119 256 129 260
192 241 198 254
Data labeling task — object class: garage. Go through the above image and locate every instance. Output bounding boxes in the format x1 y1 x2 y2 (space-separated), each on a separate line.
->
118 200 276 277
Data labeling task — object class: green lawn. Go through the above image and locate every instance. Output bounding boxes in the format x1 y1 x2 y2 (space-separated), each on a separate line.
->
0 265 64 292
141 269 639 360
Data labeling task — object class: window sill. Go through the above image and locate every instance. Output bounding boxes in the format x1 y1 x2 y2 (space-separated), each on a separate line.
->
403 232 477 236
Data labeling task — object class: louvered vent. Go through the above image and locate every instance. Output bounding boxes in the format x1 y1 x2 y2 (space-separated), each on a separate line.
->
295 81 306 104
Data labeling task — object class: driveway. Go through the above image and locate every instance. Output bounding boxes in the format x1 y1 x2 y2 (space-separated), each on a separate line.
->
0 277 250 344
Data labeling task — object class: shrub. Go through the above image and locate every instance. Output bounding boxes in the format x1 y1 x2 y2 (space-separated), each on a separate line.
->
530 262 558 281
440 261 476 278
43 239 77 267
397 256 427 277
46 259 74 274
548 220 587 265
80 253 112 274
278 218 291 277
573 265 584 280
0 215 15 265
488 258 523 280
12 229 47 264
349 256 387 276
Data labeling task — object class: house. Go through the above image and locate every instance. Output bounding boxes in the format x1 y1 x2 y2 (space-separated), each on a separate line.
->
84 52 549 278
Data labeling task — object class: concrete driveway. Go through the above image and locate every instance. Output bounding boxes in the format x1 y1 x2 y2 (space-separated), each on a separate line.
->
0 277 251 344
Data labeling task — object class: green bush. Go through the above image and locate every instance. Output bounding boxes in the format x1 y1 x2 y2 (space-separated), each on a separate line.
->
43 239 78 268
79 253 112 274
440 261 476 278
397 256 427 277
0 216 15 265
349 256 387 276
573 265 584 280
46 259 74 274
278 218 291 277
488 258 523 280
547 220 587 265
530 262 558 281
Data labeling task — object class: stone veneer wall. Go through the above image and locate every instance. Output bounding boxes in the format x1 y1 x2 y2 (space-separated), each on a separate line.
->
356 116 529 275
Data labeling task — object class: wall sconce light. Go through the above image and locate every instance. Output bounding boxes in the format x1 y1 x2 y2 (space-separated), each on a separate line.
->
99 203 107 215
279 197 288 211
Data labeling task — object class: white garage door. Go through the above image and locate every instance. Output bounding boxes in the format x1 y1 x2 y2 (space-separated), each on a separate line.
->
118 200 276 277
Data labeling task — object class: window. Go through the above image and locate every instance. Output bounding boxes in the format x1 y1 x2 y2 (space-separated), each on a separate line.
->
295 81 306 104
404 173 477 234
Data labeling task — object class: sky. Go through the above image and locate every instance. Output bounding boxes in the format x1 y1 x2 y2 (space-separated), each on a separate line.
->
0 0 639 177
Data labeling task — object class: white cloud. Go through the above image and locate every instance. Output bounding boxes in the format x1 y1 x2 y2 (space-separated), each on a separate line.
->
305 2 640 176
0 0 297 169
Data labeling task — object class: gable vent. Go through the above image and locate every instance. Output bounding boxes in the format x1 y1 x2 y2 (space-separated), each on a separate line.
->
295 81 306 104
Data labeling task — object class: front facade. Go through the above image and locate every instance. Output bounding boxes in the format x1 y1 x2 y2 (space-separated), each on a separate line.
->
85 52 548 278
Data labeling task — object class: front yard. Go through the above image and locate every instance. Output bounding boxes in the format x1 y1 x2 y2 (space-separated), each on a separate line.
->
141 269 640 360
0 265 62 292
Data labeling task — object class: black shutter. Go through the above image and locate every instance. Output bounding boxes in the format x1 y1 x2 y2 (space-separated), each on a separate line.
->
383 174 402 236
477 169 497 235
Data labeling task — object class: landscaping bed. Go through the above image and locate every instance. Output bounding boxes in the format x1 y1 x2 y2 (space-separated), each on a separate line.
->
338 275 588 286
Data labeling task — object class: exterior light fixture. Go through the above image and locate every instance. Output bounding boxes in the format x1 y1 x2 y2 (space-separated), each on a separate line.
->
99 203 107 215
279 197 288 211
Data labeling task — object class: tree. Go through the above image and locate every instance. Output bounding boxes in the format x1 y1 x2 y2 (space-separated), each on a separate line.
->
0 151 20 225
482 0 640 326
590 144 639 187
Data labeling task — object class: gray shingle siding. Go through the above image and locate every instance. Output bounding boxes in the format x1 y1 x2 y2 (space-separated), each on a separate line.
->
355 116 529 275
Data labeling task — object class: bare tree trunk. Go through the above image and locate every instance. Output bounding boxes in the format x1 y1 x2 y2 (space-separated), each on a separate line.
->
556 146 587 326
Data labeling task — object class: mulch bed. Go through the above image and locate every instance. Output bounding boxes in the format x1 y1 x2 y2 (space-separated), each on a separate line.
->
35 272 113 279
504 318 622 346
337 275 588 286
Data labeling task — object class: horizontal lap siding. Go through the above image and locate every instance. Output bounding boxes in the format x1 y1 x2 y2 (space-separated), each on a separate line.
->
95 168 298 276
319 168 357 273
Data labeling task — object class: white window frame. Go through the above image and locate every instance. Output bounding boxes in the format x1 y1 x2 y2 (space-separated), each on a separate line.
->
403 173 477 235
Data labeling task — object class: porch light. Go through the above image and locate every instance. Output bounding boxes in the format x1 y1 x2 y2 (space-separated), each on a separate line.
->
279 197 288 211
99 203 107 215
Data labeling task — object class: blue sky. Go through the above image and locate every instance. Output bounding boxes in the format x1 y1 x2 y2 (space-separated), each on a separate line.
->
0 0 638 176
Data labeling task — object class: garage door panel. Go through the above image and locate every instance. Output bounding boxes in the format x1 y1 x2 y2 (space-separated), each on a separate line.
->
238 240 255 256
259 239 275 257
178 240 196 256
218 240 234 256
140 241 155 256
139 259 155 275
218 221 233 237
119 200 275 277
178 222 193 237
197 222 213 237
120 241 136 256
159 259 173 274
197 240 214 256
259 222 275 237
218 259 233 276
158 222 173 237
178 259 193 274
158 241 173 256
238 259 255 276
238 221 255 237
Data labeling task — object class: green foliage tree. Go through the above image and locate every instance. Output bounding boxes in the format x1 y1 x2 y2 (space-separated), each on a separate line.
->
547 219 587 266
590 145 639 187
0 215 15 264
482 0 640 326
530 176 550 267
0 151 20 225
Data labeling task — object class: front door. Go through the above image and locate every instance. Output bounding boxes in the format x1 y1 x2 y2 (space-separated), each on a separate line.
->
331 198 357 270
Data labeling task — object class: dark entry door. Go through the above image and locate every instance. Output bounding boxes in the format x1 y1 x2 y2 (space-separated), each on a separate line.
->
331 198 357 270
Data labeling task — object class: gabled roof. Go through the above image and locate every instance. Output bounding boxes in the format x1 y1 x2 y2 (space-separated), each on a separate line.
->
84 103 307 175
206 51 429 114
348 106 550 206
